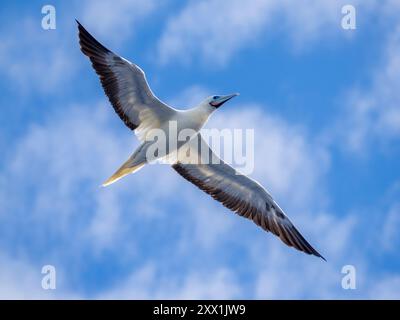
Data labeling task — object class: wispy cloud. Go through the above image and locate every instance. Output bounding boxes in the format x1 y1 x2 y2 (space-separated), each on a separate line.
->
342 26 400 152
0 1 162 96
0 252 78 299
381 203 400 252
157 0 275 65
1 89 399 298
0 252 50 299
80 0 161 46
157 0 370 65
0 18 76 94
99 264 240 299
0 91 333 298
1 0 400 295
1 104 131 252
370 276 400 299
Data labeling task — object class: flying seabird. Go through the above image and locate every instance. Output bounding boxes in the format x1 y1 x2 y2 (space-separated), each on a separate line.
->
77 21 325 260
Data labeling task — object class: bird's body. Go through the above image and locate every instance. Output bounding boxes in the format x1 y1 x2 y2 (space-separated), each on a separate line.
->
77 21 325 260
137 104 214 143
103 100 218 185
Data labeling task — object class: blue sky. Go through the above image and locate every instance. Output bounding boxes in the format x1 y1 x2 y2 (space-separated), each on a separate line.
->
0 0 399 299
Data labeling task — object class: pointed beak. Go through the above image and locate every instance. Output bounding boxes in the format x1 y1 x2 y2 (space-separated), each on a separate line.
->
210 93 239 108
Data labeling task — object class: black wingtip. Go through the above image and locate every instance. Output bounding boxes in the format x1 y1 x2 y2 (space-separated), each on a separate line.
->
318 253 327 262
310 247 326 261
76 20 89 35
76 20 111 55
312 245 326 261
311 246 326 261
76 19 85 33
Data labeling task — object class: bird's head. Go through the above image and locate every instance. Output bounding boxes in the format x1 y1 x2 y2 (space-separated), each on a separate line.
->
205 93 239 109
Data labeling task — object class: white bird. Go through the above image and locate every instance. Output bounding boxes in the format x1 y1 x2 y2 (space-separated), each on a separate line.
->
77 21 325 260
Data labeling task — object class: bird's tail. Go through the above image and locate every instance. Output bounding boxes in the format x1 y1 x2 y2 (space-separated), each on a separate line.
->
102 157 145 187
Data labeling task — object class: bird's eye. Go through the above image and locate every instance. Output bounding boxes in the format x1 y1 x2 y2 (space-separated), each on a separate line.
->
213 96 219 100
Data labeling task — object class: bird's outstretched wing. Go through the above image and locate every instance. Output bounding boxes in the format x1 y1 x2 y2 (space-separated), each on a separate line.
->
172 134 325 260
77 21 175 141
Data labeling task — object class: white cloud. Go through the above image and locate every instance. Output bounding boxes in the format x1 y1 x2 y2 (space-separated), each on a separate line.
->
167 85 211 109
157 0 275 65
373 181 400 255
157 0 372 65
0 1 161 95
0 251 78 299
254 212 359 299
1 1 400 299
0 93 335 298
0 87 397 299
380 203 400 253
87 190 122 251
342 26 400 152
370 276 400 299
80 0 160 45
0 18 76 94
0 103 182 256
99 264 239 299
0 252 50 299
